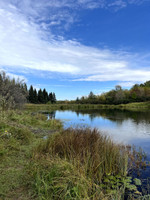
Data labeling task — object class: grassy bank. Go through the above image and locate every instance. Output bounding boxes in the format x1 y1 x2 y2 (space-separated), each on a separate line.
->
0 109 147 199
25 101 150 112
0 110 62 199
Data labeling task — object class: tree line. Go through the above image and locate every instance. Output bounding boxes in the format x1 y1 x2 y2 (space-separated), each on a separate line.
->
0 71 57 110
28 85 56 104
2 71 150 108
75 81 150 105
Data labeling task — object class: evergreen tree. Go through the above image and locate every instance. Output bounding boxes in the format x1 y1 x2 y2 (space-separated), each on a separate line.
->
48 92 56 103
76 97 79 103
43 88 48 103
48 92 53 103
38 89 44 104
52 93 56 104
33 89 38 104
29 85 34 103
88 91 95 99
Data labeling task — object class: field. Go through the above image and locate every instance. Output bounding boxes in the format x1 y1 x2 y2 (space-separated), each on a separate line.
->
26 101 150 112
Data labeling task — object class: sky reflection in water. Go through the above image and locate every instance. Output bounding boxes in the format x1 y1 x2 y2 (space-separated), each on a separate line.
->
47 109 150 156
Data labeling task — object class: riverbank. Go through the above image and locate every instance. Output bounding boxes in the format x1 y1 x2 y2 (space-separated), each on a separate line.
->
0 110 62 199
25 101 150 112
0 109 148 199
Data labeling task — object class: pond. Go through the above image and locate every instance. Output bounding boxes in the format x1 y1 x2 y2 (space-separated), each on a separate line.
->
47 109 150 158
46 108 150 193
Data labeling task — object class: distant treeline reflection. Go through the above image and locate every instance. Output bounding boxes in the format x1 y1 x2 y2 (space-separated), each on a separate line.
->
46 109 150 125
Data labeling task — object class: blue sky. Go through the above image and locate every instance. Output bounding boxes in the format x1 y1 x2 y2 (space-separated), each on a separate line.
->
0 0 150 100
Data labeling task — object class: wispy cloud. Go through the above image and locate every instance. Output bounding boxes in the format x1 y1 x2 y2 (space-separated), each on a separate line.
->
0 0 150 85
118 81 136 87
7 73 27 82
2 0 148 31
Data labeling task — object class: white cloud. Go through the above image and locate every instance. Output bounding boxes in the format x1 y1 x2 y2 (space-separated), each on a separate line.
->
2 0 148 30
117 81 136 87
0 68 27 82
75 69 150 82
7 73 27 82
108 0 127 11
128 0 149 5
0 0 150 85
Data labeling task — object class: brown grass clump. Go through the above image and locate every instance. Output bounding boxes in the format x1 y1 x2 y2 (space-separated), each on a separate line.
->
34 128 128 183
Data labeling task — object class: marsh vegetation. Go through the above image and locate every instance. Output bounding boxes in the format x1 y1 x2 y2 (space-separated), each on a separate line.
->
0 108 148 200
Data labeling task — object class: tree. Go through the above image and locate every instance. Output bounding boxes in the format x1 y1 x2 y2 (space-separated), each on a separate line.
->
38 89 44 104
52 93 56 103
115 85 122 91
0 71 27 109
43 88 48 104
29 85 34 103
76 97 79 103
33 89 38 104
48 92 53 103
88 91 95 99
114 85 125 104
48 92 56 104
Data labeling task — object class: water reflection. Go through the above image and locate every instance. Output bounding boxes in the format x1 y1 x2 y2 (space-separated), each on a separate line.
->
46 109 150 191
47 111 56 120
46 109 150 155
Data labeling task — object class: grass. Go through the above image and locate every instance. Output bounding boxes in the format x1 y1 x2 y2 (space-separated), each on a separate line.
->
0 109 62 200
25 101 150 112
0 108 148 199
34 128 128 179
28 128 147 200
29 128 129 199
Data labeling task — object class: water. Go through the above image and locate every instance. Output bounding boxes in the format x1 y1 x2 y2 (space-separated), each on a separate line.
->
47 109 150 156
47 108 150 194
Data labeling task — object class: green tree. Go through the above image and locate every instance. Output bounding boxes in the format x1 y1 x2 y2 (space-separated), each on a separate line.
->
88 91 95 99
33 89 38 104
48 92 56 104
29 85 34 103
48 92 53 103
52 93 56 103
76 97 79 103
38 89 44 104
43 88 48 103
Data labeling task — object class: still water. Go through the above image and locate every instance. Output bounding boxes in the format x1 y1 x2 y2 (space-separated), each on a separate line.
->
47 108 150 193
47 109 150 157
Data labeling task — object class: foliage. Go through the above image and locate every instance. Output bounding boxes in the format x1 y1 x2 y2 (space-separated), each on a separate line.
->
0 71 28 110
28 86 57 104
75 81 150 105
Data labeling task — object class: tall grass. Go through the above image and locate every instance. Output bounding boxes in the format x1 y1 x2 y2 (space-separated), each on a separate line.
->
31 128 131 199
35 128 128 180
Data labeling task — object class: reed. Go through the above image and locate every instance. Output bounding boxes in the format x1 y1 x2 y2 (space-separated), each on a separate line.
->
35 128 128 181
31 128 132 199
